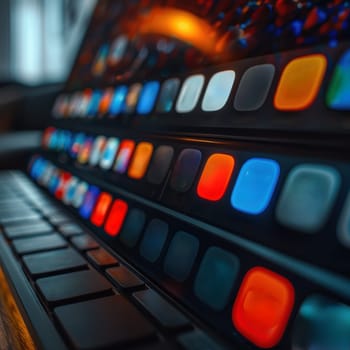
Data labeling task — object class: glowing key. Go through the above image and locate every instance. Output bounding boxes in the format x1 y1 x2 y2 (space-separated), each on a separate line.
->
79 186 100 219
91 192 113 227
197 154 235 201
55 172 72 200
231 158 280 215
104 199 128 236
98 88 114 115
232 267 295 348
100 138 119 170
77 137 94 165
137 81 160 115
274 54 327 111
326 49 350 110
114 140 136 174
128 142 154 180
124 84 142 114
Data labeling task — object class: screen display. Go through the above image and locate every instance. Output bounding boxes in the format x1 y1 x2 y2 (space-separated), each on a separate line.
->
67 0 350 89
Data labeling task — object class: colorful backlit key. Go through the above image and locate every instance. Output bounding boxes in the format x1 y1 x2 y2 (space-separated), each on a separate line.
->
104 199 128 236
274 54 327 111
197 154 235 201
231 158 280 215
91 193 113 227
327 49 350 110
232 267 295 348
113 140 135 174
128 142 154 180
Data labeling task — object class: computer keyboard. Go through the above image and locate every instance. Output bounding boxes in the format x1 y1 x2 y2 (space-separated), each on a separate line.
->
0 171 226 350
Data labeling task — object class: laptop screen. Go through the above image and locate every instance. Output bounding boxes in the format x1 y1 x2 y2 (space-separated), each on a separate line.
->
30 1 350 349
52 0 350 134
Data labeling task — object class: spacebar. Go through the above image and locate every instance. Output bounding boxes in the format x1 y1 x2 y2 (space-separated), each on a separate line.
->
54 295 156 349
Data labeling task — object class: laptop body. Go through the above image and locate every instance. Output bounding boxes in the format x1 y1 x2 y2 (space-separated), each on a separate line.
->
1 0 350 349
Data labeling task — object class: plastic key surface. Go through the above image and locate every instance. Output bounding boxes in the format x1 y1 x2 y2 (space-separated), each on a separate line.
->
54 295 156 350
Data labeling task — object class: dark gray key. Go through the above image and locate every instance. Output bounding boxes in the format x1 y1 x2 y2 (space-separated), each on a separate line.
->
0 206 33 214
58 223 84 237
177 330 227 350
37 269 113 305
71 234 99 251
13 234 67 255
133 289 189 330
0 202 32 212
87 248 118 267
1 212 42 224
4 222 53 239
48 213 71 225
107 266 144 290
38 206 60 215
23 248 87 277
54 295 155 350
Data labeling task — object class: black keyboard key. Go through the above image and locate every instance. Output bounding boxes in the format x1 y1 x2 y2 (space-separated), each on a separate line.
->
4 222 53 239
54 295 156 350
0 202 32 212
71 234 99 251
133 290 190 330
48 213 71 225
58 223 84 237
177 330 227 350
87 248 118 267
0 206 34 215
38 206 61 215
37 269 113 305
13 234 67 255
107 266 144 290
1 212 42 224
23 248 87 277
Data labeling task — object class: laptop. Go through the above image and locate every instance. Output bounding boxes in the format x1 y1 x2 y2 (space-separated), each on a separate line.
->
1 0 350 349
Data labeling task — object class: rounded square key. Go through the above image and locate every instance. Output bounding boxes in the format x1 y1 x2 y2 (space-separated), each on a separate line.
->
337 192 350 248
231 158 280 215
119 209 146 248
137 81 160 115
170 149 202 192
99 88 114 114
292 295 350 350
146 146 174 185
232 267 295 348
128 142 154 180
276 164 340 233
91 192 113 227
89 136 107 166
274 54 327 111
139 219 168 263
156 78 180 113
79 186 100 219
104 199 128 236
176 74 205 113
109 86 128 116
197 154 235 201
202 70 235 111
326 49 350 110
234 64 275 111
100 138 120 170
72 181 89 208
114 140 136 174
194 247 239 311
164 231 199 282
124 84 142 114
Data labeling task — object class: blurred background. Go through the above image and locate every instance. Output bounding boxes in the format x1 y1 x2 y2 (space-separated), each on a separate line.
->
0 0 96 132
0 0 96 169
